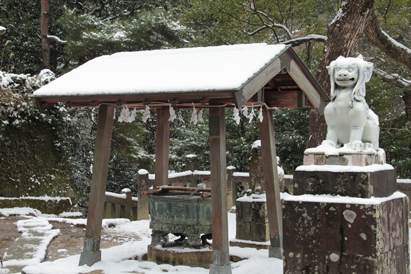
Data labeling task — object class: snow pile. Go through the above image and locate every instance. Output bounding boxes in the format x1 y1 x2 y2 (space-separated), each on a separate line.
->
0 207 41 217
58 212 83 218
296 163 394 173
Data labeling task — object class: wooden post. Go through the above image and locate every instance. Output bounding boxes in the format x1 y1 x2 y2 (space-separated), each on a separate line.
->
154 108 170 187
209 107 232 274
121 189 132 220
259 107 283 259
79 105 114 266
137 169 150 220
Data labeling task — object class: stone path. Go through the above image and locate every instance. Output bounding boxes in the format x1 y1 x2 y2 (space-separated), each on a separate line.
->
2 218 59 274
0 216 142 274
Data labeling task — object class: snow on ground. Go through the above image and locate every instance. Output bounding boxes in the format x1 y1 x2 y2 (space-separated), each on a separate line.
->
0 210 283 274
2 217 60 270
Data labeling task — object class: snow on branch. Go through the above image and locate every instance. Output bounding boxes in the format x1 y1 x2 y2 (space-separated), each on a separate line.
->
365 11 411 71
0 26 6 35
373 68 411 88
284 34 327 47
381 30 411 55
47 35 67 45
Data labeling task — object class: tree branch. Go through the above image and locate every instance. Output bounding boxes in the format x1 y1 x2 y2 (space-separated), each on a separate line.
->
373 67 411 89
243 2 293 42
365 11 411 71
283 34 327 47
47 35 67 45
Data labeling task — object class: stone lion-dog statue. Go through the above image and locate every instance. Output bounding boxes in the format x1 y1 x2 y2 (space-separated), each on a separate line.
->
322 55 379 151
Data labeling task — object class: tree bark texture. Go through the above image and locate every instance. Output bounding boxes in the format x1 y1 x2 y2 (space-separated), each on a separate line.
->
306 0 375 148
40 0 50 70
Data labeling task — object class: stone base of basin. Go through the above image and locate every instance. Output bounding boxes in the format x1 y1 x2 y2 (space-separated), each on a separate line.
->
147 243 213 268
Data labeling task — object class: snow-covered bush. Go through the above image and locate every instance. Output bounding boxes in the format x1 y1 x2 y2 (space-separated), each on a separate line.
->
0 69 75 198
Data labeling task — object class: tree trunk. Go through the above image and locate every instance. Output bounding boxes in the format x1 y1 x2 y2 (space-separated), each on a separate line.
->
40 0 50 70
403 90 411 120
306 0 375 148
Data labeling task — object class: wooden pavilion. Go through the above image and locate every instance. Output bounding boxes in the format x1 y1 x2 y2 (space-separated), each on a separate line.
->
32 43 329 273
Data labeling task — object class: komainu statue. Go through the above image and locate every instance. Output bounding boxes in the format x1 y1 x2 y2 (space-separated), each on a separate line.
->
322 55 379 151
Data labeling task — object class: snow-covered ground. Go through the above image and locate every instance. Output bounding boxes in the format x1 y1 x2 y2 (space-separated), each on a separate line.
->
0 208 283 274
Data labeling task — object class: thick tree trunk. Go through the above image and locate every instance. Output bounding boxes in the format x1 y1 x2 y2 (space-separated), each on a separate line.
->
306 0 374 148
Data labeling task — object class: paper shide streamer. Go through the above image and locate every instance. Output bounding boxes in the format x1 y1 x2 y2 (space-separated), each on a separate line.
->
142 105 151 122
118 106 137 123
169 105 176 122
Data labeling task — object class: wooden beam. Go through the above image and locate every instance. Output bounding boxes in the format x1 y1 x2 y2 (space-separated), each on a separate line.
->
79 104 114 266
209 107 232 274
235 58 282 108
154 107 170 187
259 107 283 259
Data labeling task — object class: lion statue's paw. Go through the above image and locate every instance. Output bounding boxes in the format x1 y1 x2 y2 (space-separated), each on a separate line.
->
363 142 376 150
347 140 364 151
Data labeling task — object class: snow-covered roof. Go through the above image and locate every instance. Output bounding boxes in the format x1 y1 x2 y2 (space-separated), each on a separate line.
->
34 43 286 97
32 43 328 110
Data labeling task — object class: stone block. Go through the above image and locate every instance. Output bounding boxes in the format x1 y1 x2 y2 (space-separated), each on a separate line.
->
251 201 268 224
250 221 269 242
236 200 252 223
282 193 409 274
303 150 386 167
236 221 251 241
293 169 397 198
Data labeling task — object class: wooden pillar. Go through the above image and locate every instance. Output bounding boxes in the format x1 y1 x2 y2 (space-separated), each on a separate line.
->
209 107 232 274
79 105 114 266
154 108 170 187
259 107 283 259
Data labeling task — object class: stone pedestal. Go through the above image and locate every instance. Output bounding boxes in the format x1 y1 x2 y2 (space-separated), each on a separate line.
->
294 168 397 198
283 151 409 273
230 194 270 249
